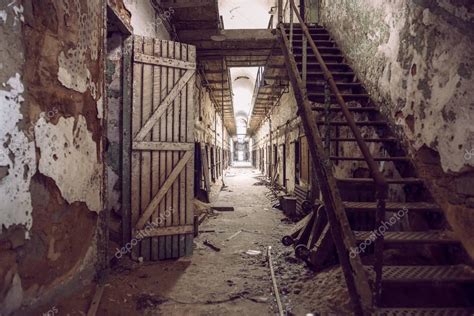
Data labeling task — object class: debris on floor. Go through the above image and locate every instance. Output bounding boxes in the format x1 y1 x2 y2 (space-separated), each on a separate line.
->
203 239 221 252
211 205 235 212
245 249 262 256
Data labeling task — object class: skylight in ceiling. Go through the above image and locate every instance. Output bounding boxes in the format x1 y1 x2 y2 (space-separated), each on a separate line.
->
218 0 276 29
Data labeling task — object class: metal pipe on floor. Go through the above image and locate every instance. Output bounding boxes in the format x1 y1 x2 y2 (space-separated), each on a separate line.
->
267 246 284 316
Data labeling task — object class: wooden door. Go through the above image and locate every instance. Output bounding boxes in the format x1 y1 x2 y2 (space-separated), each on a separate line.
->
125 36 196 260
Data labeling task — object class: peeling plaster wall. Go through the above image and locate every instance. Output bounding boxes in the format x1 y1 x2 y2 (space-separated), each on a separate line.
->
253 88 301 193
105 31 123 216
194 75 231 151
1 0 104 314
319 0 474 257
0 74 36 233
35 116 102 212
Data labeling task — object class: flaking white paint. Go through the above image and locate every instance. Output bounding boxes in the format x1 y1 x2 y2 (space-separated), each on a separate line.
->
35 115 102 213
0 10 7 23
322 0 474 173
96 96 103 119
57 0 100 95
0 73 36 233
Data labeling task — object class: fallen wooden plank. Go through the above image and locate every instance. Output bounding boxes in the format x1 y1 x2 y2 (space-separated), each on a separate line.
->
87 284 105 316
211 206 235 212
268 246 284 316
281 212 312 246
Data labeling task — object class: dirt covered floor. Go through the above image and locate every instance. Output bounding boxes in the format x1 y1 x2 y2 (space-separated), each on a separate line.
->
35 166 352 315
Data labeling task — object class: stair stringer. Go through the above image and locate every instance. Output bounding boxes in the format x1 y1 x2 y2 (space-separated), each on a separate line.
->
277 24 373 316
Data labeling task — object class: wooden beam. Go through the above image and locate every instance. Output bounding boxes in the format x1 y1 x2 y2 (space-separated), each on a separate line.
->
122 36 133 246
134 52 196 70
135 225 194 238
106 3 132 35
199 49 273 57
87 284 105 316
179 29 275 42
133 142 194 151
135 69 194 141
161 0 215 8
135 151 193 229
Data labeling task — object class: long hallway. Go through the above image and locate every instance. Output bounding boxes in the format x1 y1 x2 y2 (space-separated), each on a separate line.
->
2 1 473 315
46 166 350 315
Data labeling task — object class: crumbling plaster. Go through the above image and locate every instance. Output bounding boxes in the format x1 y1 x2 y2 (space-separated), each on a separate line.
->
1 0 105 313
320 0 474 173
319 0 474 257
0 74 36 233
194 76 231 150
0 1 36 236
35 116 102 212
253 88 301 192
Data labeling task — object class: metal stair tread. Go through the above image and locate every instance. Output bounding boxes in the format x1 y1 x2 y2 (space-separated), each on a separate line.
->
337 177 423 184
329 156 409 161
312 106 378 112
309 92 369 97
342 201 440 211
365 265 474 283
316 120 387 126
354 230 458 244
328 137 397 142
375 308 474 316
306 71 354 76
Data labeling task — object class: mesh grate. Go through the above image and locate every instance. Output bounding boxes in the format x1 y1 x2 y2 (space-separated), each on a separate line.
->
354 231 457 244
343 201 440 211
372 265 474 283
376 308 474 316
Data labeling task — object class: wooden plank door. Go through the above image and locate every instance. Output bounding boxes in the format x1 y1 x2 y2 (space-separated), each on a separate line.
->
127 36 196 260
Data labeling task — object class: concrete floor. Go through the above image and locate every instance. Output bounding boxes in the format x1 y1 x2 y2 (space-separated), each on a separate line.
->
41 166 351 315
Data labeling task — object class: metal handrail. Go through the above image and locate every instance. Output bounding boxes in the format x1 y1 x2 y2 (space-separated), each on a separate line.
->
267 14 274 29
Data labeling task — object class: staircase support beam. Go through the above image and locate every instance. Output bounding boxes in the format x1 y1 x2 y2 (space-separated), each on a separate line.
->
277 24 373 315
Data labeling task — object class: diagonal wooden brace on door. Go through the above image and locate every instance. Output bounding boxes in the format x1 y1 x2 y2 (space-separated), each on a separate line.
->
135 150 193 230
134 69 194 142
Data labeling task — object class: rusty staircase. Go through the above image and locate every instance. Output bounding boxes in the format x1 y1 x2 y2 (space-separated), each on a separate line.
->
276 1 474 315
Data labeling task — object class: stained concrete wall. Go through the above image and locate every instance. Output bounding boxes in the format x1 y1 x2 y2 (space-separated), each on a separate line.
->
194 74 231 154
253 87 302 193
0 0 104 314
319 0 474 257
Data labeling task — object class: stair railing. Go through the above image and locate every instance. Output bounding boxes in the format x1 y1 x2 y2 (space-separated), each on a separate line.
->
279 0 390 308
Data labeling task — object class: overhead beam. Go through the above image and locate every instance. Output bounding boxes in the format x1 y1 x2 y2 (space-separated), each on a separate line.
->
179 29 275 43
198 49 274 57
161 0 215 8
